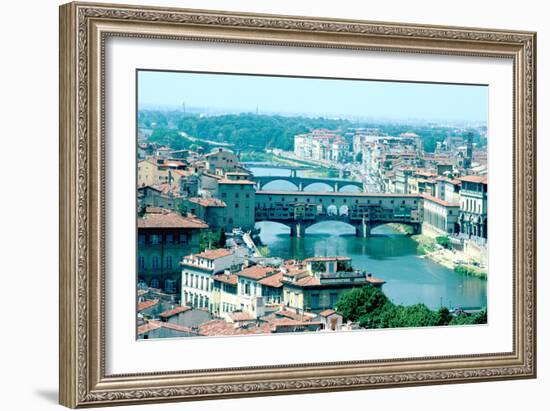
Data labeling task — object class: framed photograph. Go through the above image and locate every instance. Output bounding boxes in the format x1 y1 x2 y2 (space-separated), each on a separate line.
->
59 1 537 408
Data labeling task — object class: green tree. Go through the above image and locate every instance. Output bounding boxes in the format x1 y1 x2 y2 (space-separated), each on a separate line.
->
379 304 440 328
336 285 391 328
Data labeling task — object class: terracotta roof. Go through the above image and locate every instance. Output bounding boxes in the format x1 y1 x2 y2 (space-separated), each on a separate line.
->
189 197 227 207
459 175 488 184
198 320 272 336
138 210 208 229
422 194 459 207
137 322 160 335
147 320 198 334
319 309 338 317
213 273 238 285
294 276 321 287
195 248 233 260
258 272 284 288
275 309 312 321
137 299 158 312
228 311 255 322
237 265 276 280
159 305 191 319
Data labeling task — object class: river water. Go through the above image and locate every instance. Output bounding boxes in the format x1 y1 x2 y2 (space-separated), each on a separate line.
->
250 166 487 310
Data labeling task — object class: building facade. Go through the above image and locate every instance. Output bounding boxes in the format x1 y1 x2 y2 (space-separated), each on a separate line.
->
422 194 460 235
137 208 209 294
458 175 488 239
181 248 245 310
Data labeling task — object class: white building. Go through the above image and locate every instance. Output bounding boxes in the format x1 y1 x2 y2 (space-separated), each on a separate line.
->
181 248 244 310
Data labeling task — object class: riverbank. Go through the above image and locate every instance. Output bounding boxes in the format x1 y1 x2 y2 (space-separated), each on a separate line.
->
388 224 487 278
411 234 487 278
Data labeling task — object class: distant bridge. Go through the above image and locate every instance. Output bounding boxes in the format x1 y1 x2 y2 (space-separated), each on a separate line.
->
252 175 363 192
241 162 315 171
254 191 423 237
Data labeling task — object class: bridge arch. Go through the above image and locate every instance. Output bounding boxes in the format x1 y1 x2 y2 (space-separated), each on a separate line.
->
302 181 335 192
338 184 362 193
259 179 299 191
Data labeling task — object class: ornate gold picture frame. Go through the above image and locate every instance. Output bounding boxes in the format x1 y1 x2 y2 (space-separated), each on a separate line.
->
59 1 536 408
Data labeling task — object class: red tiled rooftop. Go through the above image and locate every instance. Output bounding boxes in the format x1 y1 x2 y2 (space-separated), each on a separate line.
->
459 175 488 184
294 276 321 287
195 248 233 260
159 305 191 318
228 312 255 322
319 309 338 317
237 265 276 280
213 273 238 285
137 322 160 335
198 320 272 336
258 272 284 288
137 299 158 312
138 210 208 229
189 197 227 207
422 194 459 208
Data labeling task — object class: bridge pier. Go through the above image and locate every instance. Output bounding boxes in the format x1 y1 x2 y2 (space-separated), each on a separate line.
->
298 182 303 191
333 182 339 192
290 222 304 238
355 220 371 238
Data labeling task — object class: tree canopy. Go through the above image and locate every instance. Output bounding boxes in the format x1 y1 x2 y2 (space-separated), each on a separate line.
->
336 285 487 329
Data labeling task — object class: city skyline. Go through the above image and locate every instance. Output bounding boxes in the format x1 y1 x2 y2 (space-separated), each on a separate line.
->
137 70 489 123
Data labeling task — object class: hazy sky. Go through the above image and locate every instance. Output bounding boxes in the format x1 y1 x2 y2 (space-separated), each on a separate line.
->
138 70 488 123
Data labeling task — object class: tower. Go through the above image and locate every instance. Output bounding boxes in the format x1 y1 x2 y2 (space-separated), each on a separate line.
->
464 132 473 169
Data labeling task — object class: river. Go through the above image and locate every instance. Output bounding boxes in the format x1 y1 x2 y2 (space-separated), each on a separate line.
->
250 166 487 310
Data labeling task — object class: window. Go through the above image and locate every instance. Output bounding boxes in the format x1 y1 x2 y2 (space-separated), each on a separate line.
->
235 203 239 208
138 255 145 270
221 192 227 198
165 255 173 269
179 234 188 244
244 282 251 295
235 193 239 198
166 234 173 243
165 279 176 293
311 294 320 309
245 194 249 198
330 293 338 307
151 234 160 245
152 256 159 270
138 235 145 245
150 278 159 289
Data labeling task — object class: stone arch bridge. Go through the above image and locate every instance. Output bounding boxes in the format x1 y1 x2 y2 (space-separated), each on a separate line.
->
252 174 364 192
254 191 423 237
